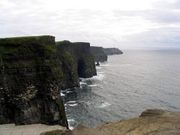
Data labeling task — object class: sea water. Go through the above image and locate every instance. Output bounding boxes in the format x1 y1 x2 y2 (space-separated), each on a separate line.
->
61 50 180 129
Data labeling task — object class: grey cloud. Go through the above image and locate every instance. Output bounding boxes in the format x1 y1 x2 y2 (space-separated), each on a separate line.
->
1 0 180 49
119 27 180 49
113 9 180 25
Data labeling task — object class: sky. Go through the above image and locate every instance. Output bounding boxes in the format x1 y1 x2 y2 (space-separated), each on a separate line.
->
0 0 180 49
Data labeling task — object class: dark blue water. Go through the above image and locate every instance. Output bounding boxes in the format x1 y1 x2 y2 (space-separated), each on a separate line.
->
61 50 180 129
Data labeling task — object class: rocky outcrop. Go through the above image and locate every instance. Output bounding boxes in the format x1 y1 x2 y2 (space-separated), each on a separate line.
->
47 109 180 135
0 36 68 127
90 46 107 62
103 48 123 55
56 41 97 78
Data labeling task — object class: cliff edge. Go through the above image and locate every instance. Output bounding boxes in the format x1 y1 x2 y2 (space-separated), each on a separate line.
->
44 109 180 135
0 36 68 127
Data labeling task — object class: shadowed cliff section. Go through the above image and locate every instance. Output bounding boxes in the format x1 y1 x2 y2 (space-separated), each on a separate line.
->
56 41 97 78
90 46 107 62
0 36 68 127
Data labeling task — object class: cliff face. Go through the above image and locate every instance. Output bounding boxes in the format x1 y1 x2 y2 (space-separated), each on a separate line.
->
56 41 97 78
0 36 68 127
90 46 107 62
103 48 123 55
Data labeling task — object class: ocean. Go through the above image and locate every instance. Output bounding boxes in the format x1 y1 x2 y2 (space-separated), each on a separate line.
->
61 50 180 129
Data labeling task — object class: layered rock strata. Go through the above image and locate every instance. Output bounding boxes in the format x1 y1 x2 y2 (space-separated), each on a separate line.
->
0 36 67 126
90 46 107 62
0 36 97 127
56 41 97 78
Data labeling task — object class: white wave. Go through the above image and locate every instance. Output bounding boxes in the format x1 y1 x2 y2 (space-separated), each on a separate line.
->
96 66 102 70
88 84 97 87
68 103 78 107
69 126 74 130
67 101 76 104
60 92 65 97
66 90 73 94
100 63 110 67
67 119 75 122
80 81 87 85
92 73 105 81
68 119 76 130
80 73 105 82
98 102 111 108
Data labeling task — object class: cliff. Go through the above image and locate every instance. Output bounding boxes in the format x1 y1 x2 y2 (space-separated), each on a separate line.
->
44 109 180 135
0 36 68 127
56 41 97 78
90 46 107 62
103 48 123 55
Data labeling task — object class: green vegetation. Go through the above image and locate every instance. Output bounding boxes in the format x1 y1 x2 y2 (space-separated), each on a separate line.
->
0 35 55 46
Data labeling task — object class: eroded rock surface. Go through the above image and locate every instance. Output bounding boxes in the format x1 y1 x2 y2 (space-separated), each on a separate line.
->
56 41 97 78
90 46 107 62
0 36 97 127
0 36 68 127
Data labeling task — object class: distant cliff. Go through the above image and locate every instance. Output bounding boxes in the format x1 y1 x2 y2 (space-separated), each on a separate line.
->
56 41 97 78
90 47 123 63
103 48 123 55
90 46 107 62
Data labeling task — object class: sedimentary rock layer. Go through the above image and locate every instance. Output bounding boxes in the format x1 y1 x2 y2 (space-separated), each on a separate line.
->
0 36 97 127
90 46 108 62
0 36 68 127
56 41 97 78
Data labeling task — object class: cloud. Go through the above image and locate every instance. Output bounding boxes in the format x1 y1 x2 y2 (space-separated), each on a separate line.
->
0 0 180 49
118 27 180 49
